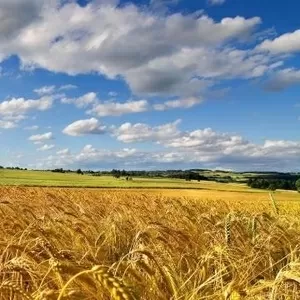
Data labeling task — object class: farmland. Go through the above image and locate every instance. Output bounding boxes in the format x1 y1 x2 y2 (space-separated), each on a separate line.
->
0 169 294 193
0 169 255 191
0 177 300 299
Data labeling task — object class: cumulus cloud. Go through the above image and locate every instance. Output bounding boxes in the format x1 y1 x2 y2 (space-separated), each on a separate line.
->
0 0 43 42
34 133 300 171
29 132 53 142
38 144 55 151
62 90 204 113
0 96 53 117
113 120 181 143
154 97 202 111
60 117 300 170
15 5 261 77
34 85 56 95
59 84 77 91
109 120 300 170
264 68 300 91
114 121 249 155
0 0 269 100
150 0 180 13
258 30 300 54
34 84 78 96
0 120 16 129
0 96 53 128
124 48 269 97
24 125 39 130
108 91 118 97
1 0 299 105
62 92 150 116
63 118 106 136
208 0 226 6
36 145 141 170
57 148 70 155
61 92 98 108
88 99 149 117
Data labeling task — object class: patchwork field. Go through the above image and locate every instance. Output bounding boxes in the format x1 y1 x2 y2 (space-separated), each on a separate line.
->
0 169 217 188
0 169 271 192
0 185 299 299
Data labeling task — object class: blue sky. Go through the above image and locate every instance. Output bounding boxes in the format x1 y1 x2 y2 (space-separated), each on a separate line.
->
0 0 300 171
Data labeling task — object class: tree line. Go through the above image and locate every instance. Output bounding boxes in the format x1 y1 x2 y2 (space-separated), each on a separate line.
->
247 177 300 192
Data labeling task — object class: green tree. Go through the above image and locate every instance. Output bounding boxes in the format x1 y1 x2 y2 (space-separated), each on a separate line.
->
296 179 300 193
76 169 83 175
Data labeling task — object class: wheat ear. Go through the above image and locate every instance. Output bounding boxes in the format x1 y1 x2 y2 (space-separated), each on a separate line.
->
0 281 33 300
57 265 135 300
225 213 231 245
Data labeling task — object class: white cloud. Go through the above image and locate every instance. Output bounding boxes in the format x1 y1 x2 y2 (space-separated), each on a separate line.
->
0 96 53 128
62 91 150 116
258 30 300 54
124 47 274 97
0 120 16 129
29 132 53 142
0 0 267 99
0 96 53 117
63 90 204 113
62 92 98 108
154 97 202 111
208 0 226 6
88 99 149 117
164 127 249 151
36 145 140 169
113 120 181 143
264 68 300 91
108 91 118 97
34 85 56 95
63 118 106 136
59 84 77 91
34 84 77 96
38 144 55 151
34 133 300 171
57 148 70 155
150 0 180 13
24 125 39 130
109 120 300 169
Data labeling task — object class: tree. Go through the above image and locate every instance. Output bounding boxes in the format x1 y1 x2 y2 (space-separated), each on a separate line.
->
52 168 65 173
76 169 83 175
112 169 121 178
268 183 277 191
121 169 128 176
296 179 300 193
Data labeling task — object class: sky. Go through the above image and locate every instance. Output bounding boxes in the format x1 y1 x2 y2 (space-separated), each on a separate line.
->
0 0 300 171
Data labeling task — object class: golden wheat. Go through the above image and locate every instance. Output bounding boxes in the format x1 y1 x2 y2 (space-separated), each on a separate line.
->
0 186 299 299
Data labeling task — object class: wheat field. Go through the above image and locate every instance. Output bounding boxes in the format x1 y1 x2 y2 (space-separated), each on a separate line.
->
0 186 300 299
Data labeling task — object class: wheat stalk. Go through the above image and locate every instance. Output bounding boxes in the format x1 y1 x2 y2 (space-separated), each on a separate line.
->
269 193 279 215
251 216 257 243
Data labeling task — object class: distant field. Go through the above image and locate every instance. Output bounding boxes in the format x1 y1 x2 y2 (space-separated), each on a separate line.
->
0 169 265 192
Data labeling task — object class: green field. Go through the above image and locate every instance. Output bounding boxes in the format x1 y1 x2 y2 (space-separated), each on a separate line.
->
0 168 265 192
